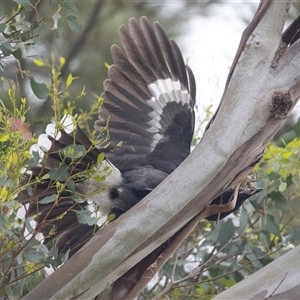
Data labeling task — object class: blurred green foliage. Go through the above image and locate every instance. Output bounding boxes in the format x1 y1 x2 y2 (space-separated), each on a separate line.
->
1 1 300 299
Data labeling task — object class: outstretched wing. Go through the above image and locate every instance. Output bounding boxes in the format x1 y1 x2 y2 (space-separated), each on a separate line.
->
18 17 195 257
95 16 196 174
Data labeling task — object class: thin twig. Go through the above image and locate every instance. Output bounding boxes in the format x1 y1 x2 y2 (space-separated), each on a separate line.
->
5 6 23 24
264 272 288 299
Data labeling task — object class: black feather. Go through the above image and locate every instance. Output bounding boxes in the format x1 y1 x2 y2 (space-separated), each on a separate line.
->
206 188 263 221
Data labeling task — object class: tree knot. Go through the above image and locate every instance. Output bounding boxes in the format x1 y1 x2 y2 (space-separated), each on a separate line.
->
269 91 292 119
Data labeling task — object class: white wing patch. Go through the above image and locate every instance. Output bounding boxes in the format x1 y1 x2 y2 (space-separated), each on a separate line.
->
37 134 52 152
30 115 76 154
146 78 189 147
60 114 76 134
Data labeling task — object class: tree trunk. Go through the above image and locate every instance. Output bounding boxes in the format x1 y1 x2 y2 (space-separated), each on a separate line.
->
23 0 300 299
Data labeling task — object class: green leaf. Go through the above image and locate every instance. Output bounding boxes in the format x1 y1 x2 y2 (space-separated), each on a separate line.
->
0 215 6 227
218 219 235 248
237 207 249 235
23 248 45 263
107 213 116 222
31 149 42 164
76 210 97 225
274 197 290 211
37 22 47 33
97 152 105 164
31 19 40 30
66 179 76 192
61 144 86 159
93 175 106 182
0 174 8 184
291 228 300 241
218 277 236 288
20 30 31 41
12 48 22 60
55 29 62 39
29 77 49 99
279 181 287 192
1 42 13 56
16 253 23 265
244 243 264 269
266 214 281 237
260 229 271 246
63 0 78 12
48 166 68 181
13 0 32 11
2 32 10 39
39 194 57 204
70 194 85 203
268 190 284 202
1 226 14 237
0 23 6 32
21 237 40 249
66 73 73 87
25 218 33 232
26 185 33 197
33 58 45 66
66 15 82 32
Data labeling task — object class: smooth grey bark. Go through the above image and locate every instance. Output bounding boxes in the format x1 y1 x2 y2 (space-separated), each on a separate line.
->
23 0 300 299
214 244 300 300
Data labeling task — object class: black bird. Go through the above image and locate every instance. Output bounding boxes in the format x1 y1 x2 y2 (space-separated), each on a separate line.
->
206 188 262 221
19 16 261 257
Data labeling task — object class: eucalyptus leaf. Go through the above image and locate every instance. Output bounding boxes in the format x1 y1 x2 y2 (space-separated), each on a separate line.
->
66 15 82 32
76 210 97 226
0 23 6 32
39 194 57 204
12 48 22 60
61 144 86 159
48 166 68 181
218 219 235 248
66 179 76 192
70 194 86 203
63 0 78 12
29 77 49 99
266 214 281 237
1 41 13 55
13 0 32 11
23 248 45 263
97 152 105 164
244 243 264 269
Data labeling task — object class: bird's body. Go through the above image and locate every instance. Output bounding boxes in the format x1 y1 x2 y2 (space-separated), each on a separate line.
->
19 17 260 257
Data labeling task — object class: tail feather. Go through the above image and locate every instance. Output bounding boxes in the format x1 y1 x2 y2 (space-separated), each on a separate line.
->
56 223 99 257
